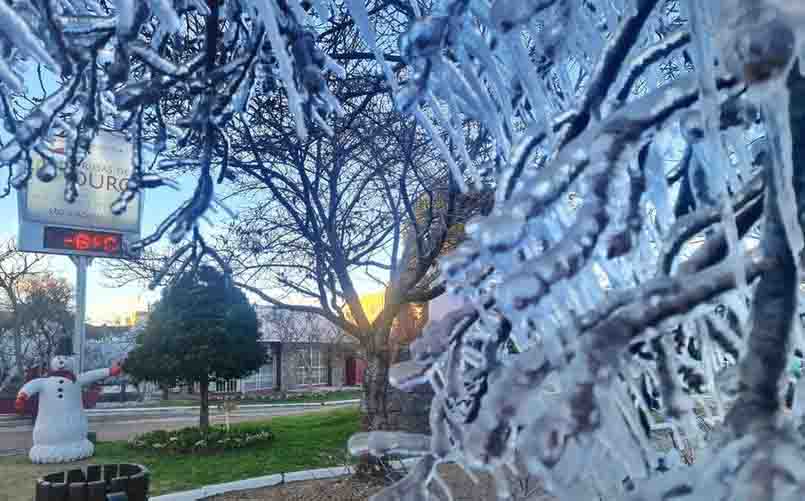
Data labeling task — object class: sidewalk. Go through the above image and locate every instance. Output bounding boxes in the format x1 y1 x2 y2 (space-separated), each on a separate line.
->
0 399 360 428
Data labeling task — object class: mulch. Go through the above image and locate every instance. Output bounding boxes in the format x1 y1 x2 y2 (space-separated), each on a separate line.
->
203 464 517 501
204 476 385 501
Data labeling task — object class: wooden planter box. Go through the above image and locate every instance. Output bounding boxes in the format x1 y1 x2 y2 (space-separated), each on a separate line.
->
35 463 149 501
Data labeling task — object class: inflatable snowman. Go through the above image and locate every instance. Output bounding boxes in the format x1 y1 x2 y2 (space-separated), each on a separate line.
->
15 352 122 464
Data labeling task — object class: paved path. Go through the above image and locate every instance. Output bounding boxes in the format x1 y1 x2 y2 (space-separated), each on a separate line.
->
0 403 357 453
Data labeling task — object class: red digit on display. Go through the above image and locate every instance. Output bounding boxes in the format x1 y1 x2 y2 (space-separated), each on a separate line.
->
104 236 119 253
75 233 91 250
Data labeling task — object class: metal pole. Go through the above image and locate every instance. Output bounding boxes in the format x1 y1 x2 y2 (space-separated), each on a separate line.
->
71 256 90 372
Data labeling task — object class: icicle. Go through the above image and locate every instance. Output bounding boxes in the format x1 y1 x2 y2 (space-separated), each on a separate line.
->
426 93 479 187
409 0 421 17
188 0 211 15
253 0 308 140
0 2 58 69
284 0 309 23
148 0 181 33
687 0 749 298
414 107 468 192
128 43 180 75
0 58 22 92
699 317 726 421
344 0 398 91
307 0 331 20
503 33 550 119
35 161 57 183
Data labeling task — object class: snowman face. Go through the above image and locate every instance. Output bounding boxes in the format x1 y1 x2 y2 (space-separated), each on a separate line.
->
50 356 75 373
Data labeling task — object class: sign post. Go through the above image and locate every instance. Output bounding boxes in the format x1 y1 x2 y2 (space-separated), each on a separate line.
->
70 256 90 372
17 131 143 369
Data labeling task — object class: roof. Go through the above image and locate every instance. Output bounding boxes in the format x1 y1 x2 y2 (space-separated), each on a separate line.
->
85 324 132 341
255 305 350 344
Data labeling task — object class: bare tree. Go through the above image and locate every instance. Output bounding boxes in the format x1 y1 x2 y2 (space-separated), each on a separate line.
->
18 276 73 369
106 57 492 434
0 239 49 382
220 117 492 433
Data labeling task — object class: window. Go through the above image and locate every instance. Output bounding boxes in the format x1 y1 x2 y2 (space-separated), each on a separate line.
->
215 379 238 393
295 348 327 386
242 360 274 392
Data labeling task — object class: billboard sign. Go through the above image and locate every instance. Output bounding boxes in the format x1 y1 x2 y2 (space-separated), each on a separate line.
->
17 130 142 258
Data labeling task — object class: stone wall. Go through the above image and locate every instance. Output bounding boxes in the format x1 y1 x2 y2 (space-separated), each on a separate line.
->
385 347 433 434
386 384 434 434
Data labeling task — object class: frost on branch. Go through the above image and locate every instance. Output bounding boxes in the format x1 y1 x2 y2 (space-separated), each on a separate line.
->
0 0 346 263
3 0 805 498
354 0 805 500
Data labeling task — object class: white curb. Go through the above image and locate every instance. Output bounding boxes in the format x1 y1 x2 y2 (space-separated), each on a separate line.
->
86 399 361 415
150 459 419 500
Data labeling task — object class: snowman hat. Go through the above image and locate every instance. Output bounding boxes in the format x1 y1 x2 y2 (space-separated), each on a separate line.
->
54 336 73 357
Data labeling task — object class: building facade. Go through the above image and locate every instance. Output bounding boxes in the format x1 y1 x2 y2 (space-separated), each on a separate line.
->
211 305 363 394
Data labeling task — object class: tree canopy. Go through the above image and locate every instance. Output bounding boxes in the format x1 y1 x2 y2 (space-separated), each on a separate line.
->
124 265 265 429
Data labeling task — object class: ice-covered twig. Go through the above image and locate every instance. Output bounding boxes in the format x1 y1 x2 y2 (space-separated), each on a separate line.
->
553 0 662 151
498 130 547 202
348 431 432 457
0 2 58 70
390 304 479 390
612 30 692 107
674 194 764 276
659 172 764 275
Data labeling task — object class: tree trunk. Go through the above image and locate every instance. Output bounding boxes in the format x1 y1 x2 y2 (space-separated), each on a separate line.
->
199 378 210 432
357 345 399 477
361 349 391 432
12 299 23 382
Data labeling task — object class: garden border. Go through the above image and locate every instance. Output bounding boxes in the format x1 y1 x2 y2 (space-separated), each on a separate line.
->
150 458 419 501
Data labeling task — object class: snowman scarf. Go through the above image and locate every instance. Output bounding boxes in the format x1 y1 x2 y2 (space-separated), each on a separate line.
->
48 369 77 383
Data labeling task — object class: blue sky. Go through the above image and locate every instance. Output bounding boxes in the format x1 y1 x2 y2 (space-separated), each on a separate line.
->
0 175 204 324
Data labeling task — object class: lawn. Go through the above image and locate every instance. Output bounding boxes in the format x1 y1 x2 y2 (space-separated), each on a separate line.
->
0 408 361 498
133 389 363 408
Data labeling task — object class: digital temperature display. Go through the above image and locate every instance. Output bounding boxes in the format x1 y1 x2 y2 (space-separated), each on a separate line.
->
43 226 123 256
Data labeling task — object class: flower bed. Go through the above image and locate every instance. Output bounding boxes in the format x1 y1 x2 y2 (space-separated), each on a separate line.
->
128 424 274 454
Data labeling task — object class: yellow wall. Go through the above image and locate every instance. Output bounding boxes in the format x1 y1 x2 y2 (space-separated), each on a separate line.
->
344 290 387 325
343 290 426 335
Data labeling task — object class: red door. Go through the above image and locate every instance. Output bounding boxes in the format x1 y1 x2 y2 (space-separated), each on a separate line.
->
345 358 356 386
345 358 367 386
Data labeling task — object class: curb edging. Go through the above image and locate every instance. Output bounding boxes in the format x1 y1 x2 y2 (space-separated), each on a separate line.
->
150 458 419 501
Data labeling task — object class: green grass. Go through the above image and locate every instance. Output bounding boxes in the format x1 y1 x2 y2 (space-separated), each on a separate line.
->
251 389 363 405
144 399 199 407
136 389 363 408
0 408 361 497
